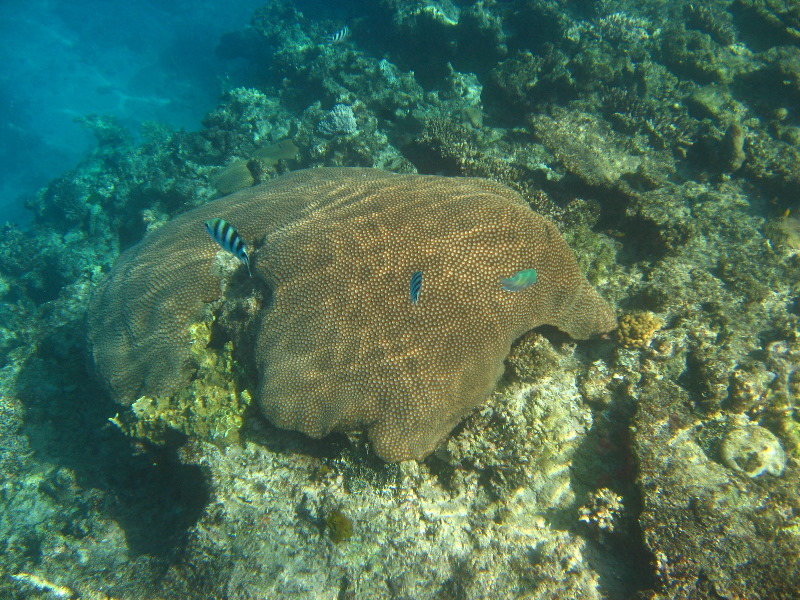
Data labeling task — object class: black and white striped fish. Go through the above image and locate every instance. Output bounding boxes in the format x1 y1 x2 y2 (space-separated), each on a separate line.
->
409 271 423 305
326 25 349 45
205 218 252 277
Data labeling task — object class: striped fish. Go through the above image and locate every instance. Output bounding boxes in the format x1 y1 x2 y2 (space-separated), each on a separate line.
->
205 218 251 277
409 271 423 304
326 25 349 45
500 268 537 292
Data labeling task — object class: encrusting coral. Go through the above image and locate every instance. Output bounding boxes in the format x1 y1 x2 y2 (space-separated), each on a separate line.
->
108 318 252 446
615 312 663 348
87 168 616 461
211 138 298 195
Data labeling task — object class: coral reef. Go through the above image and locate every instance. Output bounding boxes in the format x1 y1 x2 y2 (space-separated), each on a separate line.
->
635 380 800 598
3 0 800 597
615 312 664 348
720 420 786 477
211 138 299 194
317 104 358 136
529 108 643 187
109 319 252 446
87 168 615 461
578 487 625 534
158 434 609 599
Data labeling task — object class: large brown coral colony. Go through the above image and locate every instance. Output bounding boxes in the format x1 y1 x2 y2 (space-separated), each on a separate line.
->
87 168 616 461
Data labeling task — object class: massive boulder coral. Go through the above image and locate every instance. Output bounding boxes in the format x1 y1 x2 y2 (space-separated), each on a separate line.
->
87 168 615 461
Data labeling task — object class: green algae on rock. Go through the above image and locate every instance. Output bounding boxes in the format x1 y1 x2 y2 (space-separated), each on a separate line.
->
324 509 354 543
108 318 252 446
87 168 616 462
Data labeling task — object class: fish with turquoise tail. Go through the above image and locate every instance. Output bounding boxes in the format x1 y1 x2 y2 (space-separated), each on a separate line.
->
500 268 537 292
205 218 251 277
410 271 423 304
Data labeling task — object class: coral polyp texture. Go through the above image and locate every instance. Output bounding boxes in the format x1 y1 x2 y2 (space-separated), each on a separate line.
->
87 167 615 461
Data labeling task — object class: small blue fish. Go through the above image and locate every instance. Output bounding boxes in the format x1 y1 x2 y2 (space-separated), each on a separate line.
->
326 25 349 45
409 271 423 304
205 218 251 277
500 268 537 292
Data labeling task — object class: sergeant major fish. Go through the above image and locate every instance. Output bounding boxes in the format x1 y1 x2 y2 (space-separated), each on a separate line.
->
326 25 349 45
205 218 252 277
409 270 423 304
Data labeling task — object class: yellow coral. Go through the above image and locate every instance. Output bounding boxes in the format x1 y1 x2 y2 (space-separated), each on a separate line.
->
111 318 251 445
615 312 663 348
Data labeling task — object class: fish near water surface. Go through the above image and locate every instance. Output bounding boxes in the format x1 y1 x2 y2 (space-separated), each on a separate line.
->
204 218 251 277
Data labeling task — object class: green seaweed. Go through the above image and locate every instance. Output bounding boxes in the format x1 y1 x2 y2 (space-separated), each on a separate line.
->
324 509 353 543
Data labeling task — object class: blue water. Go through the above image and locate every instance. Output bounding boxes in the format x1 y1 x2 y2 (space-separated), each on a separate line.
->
0 0 267 226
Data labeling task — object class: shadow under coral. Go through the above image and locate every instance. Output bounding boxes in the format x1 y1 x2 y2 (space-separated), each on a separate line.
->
16 318 208 558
